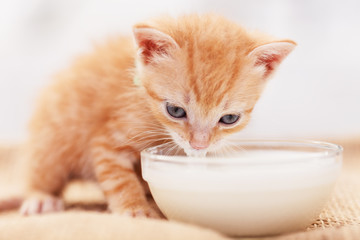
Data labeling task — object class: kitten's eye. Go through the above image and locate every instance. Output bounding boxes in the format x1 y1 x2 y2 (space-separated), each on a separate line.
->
219 114 240 125
166 103 186 118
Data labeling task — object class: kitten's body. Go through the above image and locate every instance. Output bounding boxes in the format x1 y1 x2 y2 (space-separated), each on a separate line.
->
22 38 161 216
17 14 295 216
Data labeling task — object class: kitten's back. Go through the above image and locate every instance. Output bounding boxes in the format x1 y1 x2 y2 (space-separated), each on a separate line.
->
27 37 137 178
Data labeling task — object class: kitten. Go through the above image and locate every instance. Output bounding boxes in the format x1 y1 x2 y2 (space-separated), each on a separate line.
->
17 14 295 217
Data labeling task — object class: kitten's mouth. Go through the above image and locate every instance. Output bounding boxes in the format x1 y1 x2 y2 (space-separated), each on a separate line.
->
183 148 208 157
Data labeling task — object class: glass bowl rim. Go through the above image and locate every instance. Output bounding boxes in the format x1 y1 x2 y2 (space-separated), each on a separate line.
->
141 139 343 165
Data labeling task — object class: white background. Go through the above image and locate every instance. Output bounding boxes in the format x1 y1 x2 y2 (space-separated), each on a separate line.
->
1 0 359 142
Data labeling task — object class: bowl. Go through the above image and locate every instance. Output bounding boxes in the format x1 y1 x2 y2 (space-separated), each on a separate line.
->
141 140 342 237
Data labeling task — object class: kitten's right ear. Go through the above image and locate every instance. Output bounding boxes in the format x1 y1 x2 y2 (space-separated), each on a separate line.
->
248 40 296 79
133 26 179 64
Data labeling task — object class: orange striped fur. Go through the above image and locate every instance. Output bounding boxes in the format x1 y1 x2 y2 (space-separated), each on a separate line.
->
19 14 295 217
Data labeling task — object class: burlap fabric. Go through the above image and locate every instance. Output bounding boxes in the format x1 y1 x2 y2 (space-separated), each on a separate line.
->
0 138 359 240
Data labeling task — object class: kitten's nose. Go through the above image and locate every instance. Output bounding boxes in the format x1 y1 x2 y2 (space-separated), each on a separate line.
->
190 131 210 150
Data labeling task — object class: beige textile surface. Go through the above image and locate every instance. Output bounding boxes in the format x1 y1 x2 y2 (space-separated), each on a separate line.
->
0 138 359 240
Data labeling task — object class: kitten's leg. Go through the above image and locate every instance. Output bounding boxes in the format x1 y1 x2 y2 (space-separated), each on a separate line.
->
92 142 158 218
20 147 67 215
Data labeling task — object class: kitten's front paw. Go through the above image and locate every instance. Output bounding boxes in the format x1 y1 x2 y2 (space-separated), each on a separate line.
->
20 196 64 216
124 208 159 218
114 205 160 218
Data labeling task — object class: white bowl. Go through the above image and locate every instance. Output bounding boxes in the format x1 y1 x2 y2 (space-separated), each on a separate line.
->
141 140 342 237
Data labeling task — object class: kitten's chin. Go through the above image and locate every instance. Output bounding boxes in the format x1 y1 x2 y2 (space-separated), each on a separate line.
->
183 148 208 157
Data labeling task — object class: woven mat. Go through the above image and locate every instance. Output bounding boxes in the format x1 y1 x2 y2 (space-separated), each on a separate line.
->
308 138 360 231
0 138 360 239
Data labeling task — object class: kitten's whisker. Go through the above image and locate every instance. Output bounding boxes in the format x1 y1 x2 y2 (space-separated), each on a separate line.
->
115 132 170 146
120 136 172 147
162 141 178 155
163 142 175 155
222 139 249 154
174 145 183 156
167 143 179 155
121 130 170 142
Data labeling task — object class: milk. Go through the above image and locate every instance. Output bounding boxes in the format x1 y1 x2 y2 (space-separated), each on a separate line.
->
143 150 341 236
150 184 335 236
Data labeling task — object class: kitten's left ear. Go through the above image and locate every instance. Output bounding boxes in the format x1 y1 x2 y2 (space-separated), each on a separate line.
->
248 40 296 78
133 26 180 64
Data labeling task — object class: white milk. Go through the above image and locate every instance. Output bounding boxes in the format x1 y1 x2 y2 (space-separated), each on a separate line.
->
143 150 341 236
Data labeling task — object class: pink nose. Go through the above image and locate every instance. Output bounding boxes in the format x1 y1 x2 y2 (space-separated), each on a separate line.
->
190 131 210 150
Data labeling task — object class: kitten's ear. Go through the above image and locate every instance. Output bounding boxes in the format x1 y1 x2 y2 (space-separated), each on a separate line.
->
248 40 296 78
133 26 179 64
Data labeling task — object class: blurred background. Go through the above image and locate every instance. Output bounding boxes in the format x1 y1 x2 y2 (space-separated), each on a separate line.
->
1 0 359 142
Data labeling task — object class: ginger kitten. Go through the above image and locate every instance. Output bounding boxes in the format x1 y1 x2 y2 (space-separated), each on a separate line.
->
18 14 295 217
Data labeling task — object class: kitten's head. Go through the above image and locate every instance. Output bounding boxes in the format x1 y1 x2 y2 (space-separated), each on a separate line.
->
133 14 296 156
